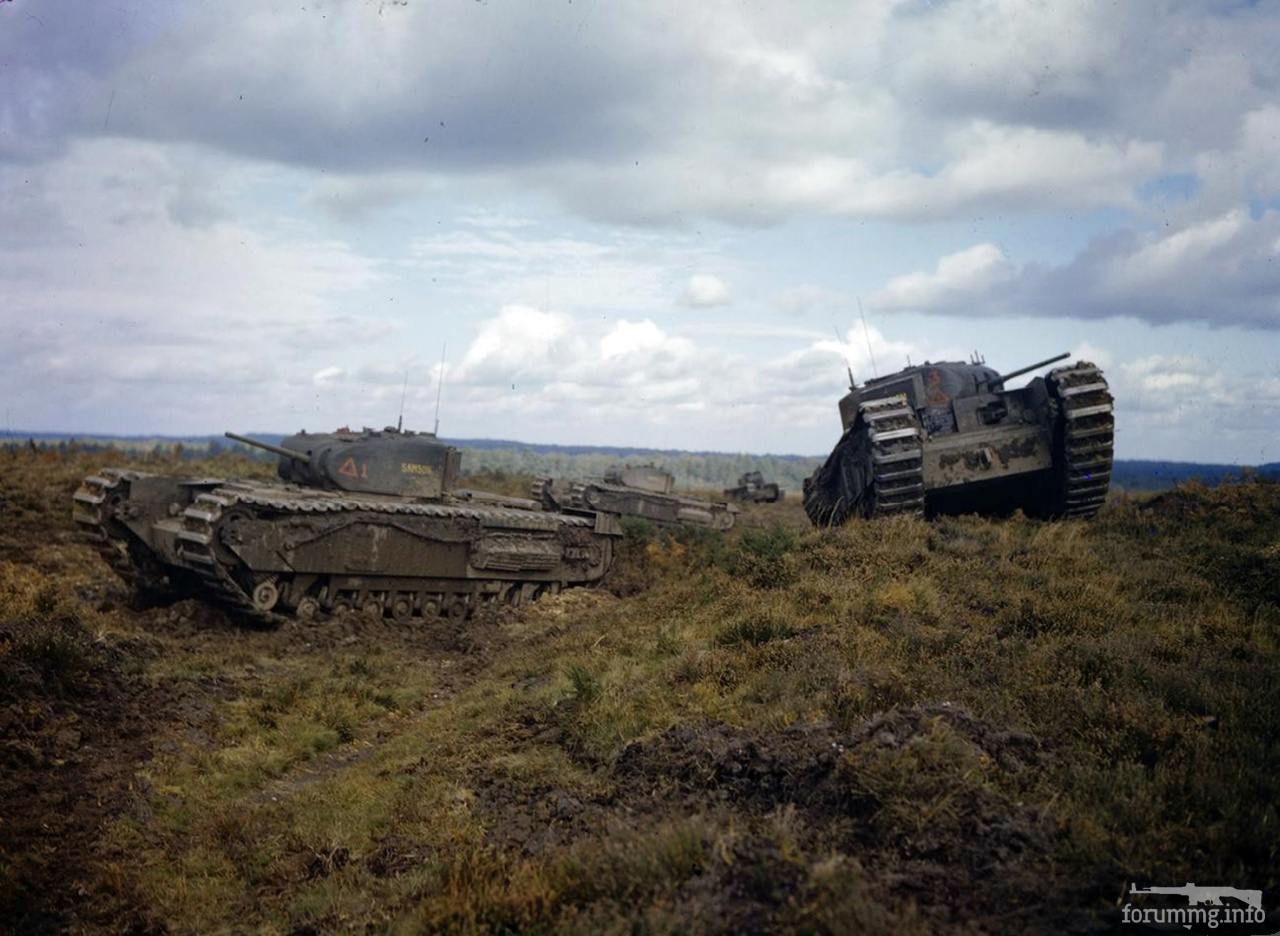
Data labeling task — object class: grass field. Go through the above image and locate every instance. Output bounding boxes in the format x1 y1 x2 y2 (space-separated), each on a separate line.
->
2 447 1277 933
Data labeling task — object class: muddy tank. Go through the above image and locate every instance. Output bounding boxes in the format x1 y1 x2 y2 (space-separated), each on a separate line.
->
73 426 621 624
533 464 737 531
724 471 782 504
803 354 1114 524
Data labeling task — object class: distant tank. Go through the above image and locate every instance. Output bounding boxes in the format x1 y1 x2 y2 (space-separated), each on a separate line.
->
73 426 621 625
803 354 1114 524
533 464 737 531
724 471 782 504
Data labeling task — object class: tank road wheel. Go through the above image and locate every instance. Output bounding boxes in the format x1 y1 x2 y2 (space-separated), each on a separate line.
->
1047 362 1115 519
390 594 414 623
296 596 320 621
445 594 469 624
361 597 385 621
860 395 926 518
251 580 280 614
332 598 354 617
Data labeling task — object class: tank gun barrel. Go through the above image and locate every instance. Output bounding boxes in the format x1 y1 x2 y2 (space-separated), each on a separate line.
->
225 432 312 464
990 352 1071 387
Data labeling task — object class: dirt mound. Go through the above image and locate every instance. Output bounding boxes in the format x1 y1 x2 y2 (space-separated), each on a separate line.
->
849 702 1042 772
615 718 854 812
615 703 1040 813
612 705 1086 933
471 769 614 856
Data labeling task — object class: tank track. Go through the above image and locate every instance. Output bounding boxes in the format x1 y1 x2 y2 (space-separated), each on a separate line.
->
71 469 167 592
1047 362 1114 519
803 394 925 525
862 396 927 518
175 483 597 626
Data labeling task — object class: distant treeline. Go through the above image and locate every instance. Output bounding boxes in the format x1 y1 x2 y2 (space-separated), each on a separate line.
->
1109 459 1279 491
3 432 1276 493
455 448 823 491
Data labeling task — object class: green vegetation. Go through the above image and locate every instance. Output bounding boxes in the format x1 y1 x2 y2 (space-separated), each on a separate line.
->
1 448 1277 932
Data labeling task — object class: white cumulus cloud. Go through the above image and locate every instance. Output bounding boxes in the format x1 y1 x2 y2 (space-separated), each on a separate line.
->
871 244 1014 313
681 274 732 308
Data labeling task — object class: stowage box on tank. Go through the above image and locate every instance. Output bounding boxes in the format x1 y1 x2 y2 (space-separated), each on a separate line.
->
73 426 622 625
803 353 1114 524
533 464 737 531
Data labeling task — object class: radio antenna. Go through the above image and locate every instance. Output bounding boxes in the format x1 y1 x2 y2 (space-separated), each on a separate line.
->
832 325 856 389
432 341 447 436
858 297 879 378
396 369 409 432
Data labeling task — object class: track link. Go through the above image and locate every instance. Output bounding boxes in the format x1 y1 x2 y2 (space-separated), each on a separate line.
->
862 395 926 518
1048 362 1115 519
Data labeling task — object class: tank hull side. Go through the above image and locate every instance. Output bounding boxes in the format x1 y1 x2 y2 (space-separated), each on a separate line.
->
75 474 620 624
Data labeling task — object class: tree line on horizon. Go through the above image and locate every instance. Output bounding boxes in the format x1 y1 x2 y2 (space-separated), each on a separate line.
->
3 435 1276 493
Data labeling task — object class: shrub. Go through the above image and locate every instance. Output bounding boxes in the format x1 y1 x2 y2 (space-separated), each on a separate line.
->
726 523 799 589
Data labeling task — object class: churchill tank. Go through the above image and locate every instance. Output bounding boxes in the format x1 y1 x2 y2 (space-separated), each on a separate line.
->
724 471 782 504
803 353 1114 525
533 464 738 531
73 426 621 625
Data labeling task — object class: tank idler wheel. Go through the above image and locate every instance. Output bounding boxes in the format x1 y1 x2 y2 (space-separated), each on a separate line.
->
361 597 384 621
390 595 414 622
252 580 280 613
296 596 320 621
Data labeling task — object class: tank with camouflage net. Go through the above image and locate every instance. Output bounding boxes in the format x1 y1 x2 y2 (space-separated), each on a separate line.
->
803 353 1114 524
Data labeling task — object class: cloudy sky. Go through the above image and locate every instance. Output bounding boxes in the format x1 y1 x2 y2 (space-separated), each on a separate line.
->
3 0 1278 462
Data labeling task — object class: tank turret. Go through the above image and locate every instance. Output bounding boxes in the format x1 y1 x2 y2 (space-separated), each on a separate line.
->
226 426 461 499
